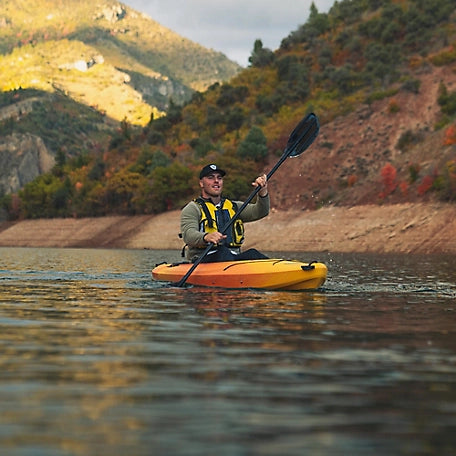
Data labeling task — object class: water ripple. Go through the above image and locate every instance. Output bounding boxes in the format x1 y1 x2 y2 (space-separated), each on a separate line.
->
0 248 455 455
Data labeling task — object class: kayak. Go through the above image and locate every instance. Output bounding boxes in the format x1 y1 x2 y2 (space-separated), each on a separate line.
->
152 258 327 290
152 259 327 290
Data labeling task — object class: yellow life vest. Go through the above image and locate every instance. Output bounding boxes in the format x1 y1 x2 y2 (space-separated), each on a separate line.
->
195 197 244 247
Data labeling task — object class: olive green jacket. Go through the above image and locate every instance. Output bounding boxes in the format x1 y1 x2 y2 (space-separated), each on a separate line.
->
180 194 270 260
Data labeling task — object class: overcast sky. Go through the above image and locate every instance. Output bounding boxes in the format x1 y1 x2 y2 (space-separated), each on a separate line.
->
122 0 335 66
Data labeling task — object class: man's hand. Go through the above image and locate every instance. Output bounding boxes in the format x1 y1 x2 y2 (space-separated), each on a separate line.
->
253 174 268 197
204 232 227 244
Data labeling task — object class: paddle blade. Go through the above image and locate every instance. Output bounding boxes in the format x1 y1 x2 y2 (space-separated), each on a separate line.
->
285 113 320 158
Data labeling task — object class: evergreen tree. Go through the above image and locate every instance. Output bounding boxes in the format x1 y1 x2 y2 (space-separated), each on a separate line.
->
237 126 268 162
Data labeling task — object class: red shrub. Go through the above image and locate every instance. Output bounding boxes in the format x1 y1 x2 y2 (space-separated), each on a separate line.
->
380 163 397 198
399 181 408 196
417 175 434 195
347 174 358 187
443 124 456 145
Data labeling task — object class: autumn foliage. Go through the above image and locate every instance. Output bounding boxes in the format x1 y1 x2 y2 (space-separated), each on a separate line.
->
417 175 434 195
443 124 456 145
379 163 397 199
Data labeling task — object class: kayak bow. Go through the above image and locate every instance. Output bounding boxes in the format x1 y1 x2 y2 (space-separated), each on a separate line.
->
152 258 327 290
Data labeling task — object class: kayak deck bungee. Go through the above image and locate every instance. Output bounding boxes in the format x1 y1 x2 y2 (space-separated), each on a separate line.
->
152 258 327 290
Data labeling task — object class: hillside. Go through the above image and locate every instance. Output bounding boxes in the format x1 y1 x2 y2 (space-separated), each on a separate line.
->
269 63 456 210
1 0 456 221
0 0 241 198
0 0 241 119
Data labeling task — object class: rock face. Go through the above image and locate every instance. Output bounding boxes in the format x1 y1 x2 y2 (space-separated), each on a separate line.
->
0 133 55 194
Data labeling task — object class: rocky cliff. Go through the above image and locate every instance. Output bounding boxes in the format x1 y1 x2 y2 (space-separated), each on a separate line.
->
0 133 55 194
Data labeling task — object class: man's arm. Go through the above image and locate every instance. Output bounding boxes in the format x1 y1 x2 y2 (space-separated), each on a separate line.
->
237 193 270 222
180 201 207 247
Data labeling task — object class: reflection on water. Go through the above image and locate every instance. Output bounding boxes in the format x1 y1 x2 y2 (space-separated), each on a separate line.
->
0 247 455 455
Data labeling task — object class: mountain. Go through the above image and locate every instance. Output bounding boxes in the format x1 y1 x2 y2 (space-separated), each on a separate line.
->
1 0 456 220
0 0 241 122
0 0 241 201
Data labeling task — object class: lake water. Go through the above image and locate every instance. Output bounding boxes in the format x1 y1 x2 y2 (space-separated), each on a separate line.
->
0 247 455 456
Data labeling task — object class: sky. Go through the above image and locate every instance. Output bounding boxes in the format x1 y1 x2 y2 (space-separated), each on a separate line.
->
122 0 335 67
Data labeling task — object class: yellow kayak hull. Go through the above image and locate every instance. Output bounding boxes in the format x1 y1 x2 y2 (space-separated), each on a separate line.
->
152 259 327 290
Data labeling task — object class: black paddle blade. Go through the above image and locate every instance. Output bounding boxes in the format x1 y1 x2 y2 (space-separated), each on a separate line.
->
285 113 320 158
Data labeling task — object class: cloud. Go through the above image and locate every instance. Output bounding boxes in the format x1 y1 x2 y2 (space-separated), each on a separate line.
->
123 0 334 66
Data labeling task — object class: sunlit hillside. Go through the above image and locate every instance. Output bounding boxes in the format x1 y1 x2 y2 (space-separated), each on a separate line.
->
0 0 241 125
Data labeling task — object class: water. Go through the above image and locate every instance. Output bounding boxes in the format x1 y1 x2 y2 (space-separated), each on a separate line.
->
0 247 455 456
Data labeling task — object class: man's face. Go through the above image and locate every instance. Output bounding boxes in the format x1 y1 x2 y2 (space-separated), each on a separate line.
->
200 172 224 199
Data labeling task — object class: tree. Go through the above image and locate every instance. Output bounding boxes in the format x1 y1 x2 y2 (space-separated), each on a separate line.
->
167 99 183 125
52 177 72 212
216 85 249 107
237 126 268 162
130 148 171 176
307 2 330 35
248 39 274 67
103 169 148 214
88 158 106 180
19 174 68 218
226 106 245 132
438 82 456 116
148 162 194 213
330 64 361 95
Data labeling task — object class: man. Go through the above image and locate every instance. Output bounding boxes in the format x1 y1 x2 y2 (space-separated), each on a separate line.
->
180 164 270 262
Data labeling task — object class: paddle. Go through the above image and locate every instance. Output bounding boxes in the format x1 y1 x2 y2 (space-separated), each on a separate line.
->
175 112 320 287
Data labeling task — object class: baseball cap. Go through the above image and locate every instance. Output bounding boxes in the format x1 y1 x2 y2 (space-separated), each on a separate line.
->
199 164 226 179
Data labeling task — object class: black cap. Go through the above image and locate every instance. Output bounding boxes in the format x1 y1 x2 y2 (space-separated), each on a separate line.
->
199 164 226 179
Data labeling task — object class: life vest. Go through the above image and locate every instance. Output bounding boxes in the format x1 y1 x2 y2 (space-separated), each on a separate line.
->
195 197 244 247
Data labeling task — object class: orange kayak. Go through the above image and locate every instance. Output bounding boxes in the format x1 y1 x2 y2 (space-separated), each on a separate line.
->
152 258 327 290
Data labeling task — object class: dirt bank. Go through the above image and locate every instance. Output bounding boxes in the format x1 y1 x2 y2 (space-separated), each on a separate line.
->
1 202 455 254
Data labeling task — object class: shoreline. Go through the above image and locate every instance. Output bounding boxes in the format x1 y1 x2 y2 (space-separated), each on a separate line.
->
0 202 455 254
